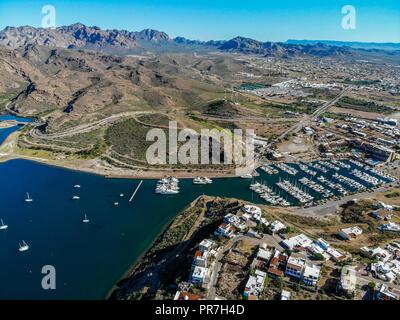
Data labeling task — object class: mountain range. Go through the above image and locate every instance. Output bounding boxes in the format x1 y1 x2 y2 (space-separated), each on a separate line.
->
0 23 358 57
286 39 400 51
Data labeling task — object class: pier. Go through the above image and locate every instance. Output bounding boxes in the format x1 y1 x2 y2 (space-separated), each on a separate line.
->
129 180 143 202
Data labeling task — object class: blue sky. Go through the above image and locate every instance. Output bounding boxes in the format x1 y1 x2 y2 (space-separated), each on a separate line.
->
0 0 399 42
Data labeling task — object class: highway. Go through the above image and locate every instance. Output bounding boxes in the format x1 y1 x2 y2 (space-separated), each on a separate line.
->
29 111 155 139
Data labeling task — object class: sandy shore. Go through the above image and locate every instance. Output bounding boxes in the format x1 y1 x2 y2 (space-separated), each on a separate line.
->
0 132 245 179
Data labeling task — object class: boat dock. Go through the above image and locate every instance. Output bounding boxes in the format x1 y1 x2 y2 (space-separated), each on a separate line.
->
129 180 143 202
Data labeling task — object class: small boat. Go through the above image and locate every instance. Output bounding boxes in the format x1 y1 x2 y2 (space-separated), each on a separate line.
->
72 196 80 200
18 240 29 252
74 185 81 188
82 214 90 223
240 174 253 179
25 193 33 202
119 193 124 197
0 219 8 230
114 202 119 206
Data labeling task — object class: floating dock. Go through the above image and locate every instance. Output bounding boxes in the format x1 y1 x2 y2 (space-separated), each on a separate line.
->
129 180 143 202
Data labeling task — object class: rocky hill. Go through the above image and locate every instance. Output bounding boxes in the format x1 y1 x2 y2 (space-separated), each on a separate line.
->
0 23 354 57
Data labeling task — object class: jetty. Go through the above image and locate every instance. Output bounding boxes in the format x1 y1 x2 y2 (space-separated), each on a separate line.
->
129 180 143 202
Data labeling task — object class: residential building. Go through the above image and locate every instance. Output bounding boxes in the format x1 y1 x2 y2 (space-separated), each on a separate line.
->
338 266 357 295
193 250 209 268
370 209 392 221
190 266 209 285
361 246 392 263
243 270 267 299
285 257 306 279
379 222 400 233
252 246 273 270
302 264 321 287
199 239 214 253
173 291 201 300
282 234 313 250
281 290 291 300
316 238 330 251
223 213 247 231
376 284 400 300
270 220 286 233
214 223 235 238
338 226 363 240
267 250 287 278
242 205 262 216
326 247 348 262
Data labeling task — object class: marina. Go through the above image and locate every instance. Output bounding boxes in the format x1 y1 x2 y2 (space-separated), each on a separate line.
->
155 176 180 194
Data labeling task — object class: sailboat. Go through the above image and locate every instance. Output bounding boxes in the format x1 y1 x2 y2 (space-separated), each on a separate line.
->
0 219 8 230
82 214 90 223
18 240 29 252
25 192 33 202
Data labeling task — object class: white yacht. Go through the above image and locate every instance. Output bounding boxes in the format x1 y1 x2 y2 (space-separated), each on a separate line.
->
204 177 213 184
18 240 29 252
114 202 119 206
119 193 124 197
25 192 33 202
240 174 253 179
74 185 81 188
82 214 90 223
0 219 8 230
72 196 80 200
193 177 207 184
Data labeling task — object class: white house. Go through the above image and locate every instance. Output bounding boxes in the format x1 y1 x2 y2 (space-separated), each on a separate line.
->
281 290 291 300
376 283 400 300
243 205 262 216
326 247 347 262
270 220 286 233
193 250 209 268
338 226 363 240
282 234 313 250
190 266 209 285
379 222 400 233
199 239 214 252
302 264 321 287
214 223 235 238
243 270 267 299
339 266 357 294
285 257 306 279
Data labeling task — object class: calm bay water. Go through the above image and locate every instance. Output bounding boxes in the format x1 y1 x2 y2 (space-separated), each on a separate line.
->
0 159 263 299
0 114 33 145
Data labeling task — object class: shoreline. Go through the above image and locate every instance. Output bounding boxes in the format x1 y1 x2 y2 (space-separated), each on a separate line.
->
0 153 244 179
1 130 244 180
106 195 205 300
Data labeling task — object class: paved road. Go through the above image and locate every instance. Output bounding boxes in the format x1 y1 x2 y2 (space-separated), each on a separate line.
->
297 185 392 216
30 111 155 139
256 88 349 161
